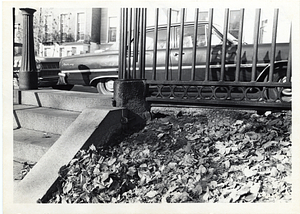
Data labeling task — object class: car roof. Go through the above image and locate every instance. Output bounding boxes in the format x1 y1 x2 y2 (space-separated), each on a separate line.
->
146 21 210 30
146 21 237 44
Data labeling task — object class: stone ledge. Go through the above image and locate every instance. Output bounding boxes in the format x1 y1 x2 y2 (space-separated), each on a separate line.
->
14 108 124 203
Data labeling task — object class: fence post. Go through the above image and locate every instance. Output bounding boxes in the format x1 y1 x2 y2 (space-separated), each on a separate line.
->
114 8 150 123
19 8 38 90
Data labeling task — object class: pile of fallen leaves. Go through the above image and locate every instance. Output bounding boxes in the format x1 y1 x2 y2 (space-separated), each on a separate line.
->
46 109 292 203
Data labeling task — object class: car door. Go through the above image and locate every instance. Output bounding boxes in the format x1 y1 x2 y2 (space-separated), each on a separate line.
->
171 23 233 81
144 26 176 80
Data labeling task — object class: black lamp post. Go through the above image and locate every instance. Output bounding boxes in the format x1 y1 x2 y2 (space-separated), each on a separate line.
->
19 8 38 90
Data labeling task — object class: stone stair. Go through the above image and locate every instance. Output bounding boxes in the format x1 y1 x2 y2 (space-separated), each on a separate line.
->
13 88 114 185
13 104 80 134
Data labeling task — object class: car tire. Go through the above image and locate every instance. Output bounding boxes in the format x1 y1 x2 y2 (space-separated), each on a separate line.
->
52 84 74 91
264 73 291 102
96 79 115 95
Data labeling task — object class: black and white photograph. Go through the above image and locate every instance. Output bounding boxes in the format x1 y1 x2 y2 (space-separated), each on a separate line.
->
2 0 300 213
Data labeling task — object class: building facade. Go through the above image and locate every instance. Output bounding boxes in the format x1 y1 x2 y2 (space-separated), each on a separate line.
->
15 8 109 57
14 8 290 58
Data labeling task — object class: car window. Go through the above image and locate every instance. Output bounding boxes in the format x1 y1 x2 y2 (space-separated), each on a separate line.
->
174 24 223 48
145 28 168 50
174 24 206 48
107 28 169 52
211 28 223 46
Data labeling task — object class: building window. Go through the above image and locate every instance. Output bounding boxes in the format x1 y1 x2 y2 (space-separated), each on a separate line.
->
44 47 52 57
77 13 85 41
108 16 117 42
44 14 52 42
60 48 64 57
14 23 21 44
60 14 69 42
72 47 77 55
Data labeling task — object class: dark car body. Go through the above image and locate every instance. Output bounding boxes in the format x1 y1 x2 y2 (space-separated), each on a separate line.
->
58 21 290 94
14 54 61 87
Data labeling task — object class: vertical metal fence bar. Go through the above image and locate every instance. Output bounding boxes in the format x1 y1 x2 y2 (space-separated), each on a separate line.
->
178 8 185 81
152 8 159 80
133 8 140 79
118 8 124 79
220 8 229 81
142 8 147 79
205 8 213 81
139 8 145 79
132 9 137 79
269 8 279 82
286 23 292 83
251 8 261 82
191 8 199 81
127 8 132 79
121 8 125 79
122 8 128 79
136 8 141 79
235 8 244 82
165 8 172 80
13 8 15 66
138 8 143 79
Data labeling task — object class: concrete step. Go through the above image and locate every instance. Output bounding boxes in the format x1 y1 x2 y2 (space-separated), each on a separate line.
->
14 108 124 203
14 128 60 163
13 104 80 134
13 128 60 194
16 88 113 112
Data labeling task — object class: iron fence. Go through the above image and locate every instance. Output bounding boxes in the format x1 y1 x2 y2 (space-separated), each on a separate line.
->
119 8 292 110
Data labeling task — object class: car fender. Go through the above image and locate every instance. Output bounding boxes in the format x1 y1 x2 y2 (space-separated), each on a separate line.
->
256 60 288 82
90 75 118 87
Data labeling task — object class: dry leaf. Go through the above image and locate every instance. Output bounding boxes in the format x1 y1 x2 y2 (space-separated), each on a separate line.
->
46 110 291 204
243 167 258 177
107 157 116 166
209 181 218 190
146 191 158 198
223 160 231 169
270 167 279 177
250 183 261 196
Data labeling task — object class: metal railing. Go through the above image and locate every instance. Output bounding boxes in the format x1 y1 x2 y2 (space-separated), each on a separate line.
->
119 8 291 110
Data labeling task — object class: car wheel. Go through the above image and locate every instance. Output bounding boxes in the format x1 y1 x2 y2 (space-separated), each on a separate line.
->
265 73 291 102
96 79 115 95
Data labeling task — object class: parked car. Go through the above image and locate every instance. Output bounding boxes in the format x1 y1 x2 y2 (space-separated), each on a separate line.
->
58 21 290 96
14 50 62 88
36 57 62 87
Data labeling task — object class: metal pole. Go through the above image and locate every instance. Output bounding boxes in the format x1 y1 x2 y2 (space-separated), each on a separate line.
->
251 9 261 82
19 8 38 90
235 8 244 82
286 23 292 83
191 8 199 81
139 8 144 79
205 8 213 81
142 8 147 79
269 8 279 82
152 8 159 80
178 8 185 81
127 8 132 79
118 8 123 79
220 8 229 81
165 8 172 80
